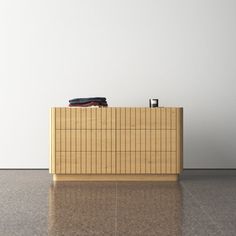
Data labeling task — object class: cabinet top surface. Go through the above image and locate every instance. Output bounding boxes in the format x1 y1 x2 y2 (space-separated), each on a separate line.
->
51 107 183 109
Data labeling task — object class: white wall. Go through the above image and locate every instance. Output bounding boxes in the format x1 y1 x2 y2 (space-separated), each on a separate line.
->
0 0 235 168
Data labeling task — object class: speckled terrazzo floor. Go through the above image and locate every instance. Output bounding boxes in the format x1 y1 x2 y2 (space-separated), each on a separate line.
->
0 170 236 236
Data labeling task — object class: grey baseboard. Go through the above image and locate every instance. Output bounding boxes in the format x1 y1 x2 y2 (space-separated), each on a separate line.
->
0 168 49 170
183 168 236 170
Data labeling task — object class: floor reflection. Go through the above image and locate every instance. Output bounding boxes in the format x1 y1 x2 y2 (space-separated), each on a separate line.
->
48 182 116 235
116 182 183 236
48 182 182 236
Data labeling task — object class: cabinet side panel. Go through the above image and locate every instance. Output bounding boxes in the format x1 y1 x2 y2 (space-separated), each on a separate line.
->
176 108 183 173
182 109 184 171
50 108 56 173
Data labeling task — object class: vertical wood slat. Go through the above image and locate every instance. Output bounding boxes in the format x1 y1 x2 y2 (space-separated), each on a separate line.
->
106 108 112 173
120 108 126 173
55 108 60 173
61 108 66 173
87 126 92 151
51 107 183 176
111 152 116 174
176 108 183 173
86 152 91 174
81 152 86 174
180 109 184 171
100 108 104 174
130 108 135 129
71 152 76 174
50 108 56 173
101 152 106 174
156 152 161 173
60 108 66 151
106 152 111 174
136 152 141 174
60 152 65 174
86 109 91 172
171 108 176 130
66 131 70 173
116 109 120 173
104 109 107 173
105 108 112 174
75 130 81 173
146 152 151 174
60 108 65 129
96 152 101 174
170 108 174 174
166 108 170 173
150 109 156 161
77 109 81 173
66 108 71 174
71 109 76 154
155 109 161 130
55 153 60 173
150 152 155 173
85 109 87 173
130 152 135 174
134 109 136 174
116 152 120 174
121 152 126 174
107 130 112 172
164 108 167 174
145 130 151 151
139 108 145 172
91 152 96 174
94 109 97 174
163 108 165 174
120 129 127 152
120 108 125 130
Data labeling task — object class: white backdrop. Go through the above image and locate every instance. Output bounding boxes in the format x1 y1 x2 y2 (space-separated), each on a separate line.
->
0 0 235 168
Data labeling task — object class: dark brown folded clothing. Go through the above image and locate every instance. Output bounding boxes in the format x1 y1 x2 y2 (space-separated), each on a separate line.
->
69 101 108 107
69 97 106 104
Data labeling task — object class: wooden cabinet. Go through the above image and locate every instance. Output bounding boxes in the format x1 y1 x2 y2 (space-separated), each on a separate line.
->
50 107 183 181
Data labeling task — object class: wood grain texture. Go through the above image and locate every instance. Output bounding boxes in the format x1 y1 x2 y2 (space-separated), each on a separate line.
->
49 108 55 173
53 174 178 181
49 107 183 179
177 108 184 172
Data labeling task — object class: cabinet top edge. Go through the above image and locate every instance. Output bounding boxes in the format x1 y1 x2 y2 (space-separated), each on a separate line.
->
50 107 183 109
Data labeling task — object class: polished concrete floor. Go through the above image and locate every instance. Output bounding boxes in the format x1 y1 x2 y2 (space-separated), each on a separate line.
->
0 170 236 236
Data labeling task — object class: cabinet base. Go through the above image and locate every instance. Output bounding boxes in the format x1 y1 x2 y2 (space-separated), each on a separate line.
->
53 174 178 181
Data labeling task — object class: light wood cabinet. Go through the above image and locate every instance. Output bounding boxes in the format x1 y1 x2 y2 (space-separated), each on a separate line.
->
50 107 183 181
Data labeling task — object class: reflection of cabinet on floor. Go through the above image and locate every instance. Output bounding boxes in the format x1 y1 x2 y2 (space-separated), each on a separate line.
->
50 107 183 181
48 182 182 234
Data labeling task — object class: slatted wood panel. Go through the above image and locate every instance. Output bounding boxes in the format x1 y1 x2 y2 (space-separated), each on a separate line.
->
50 107 183 175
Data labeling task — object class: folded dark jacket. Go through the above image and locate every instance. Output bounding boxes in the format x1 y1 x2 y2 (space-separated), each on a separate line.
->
70 101 107 106
69 101 108 107
69 97 106 104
